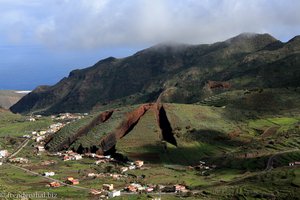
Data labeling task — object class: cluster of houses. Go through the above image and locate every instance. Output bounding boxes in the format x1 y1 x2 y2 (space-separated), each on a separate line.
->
124 183 188 194
119 160 144 173
9 157 29 164
56 150 83 161
289 161 300 166
88 183 121 198
189 161 216 171
51 113 86 121
31 122 65 144
88 172 126 180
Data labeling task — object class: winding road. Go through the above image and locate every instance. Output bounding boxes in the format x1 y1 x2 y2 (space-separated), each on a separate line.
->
265 148 300 171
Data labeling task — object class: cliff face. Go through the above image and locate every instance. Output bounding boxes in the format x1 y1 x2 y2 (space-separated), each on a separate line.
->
11 33 300 114
46 103 178 156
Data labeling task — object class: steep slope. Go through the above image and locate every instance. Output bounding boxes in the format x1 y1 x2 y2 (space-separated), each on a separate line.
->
11 33 300 114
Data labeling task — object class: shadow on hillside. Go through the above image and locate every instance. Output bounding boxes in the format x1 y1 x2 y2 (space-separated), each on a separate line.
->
185 129 248 147
123 129 249 165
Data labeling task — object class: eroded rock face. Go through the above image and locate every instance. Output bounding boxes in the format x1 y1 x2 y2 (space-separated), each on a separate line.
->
45 110 114 152
98 104 153 153
48 103 178 156
97 103 177 155
206 80 231 89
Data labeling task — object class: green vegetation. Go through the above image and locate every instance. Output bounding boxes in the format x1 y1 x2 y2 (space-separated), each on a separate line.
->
2 32 300 198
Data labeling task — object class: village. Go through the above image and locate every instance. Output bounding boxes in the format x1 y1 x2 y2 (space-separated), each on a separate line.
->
1 112 300 199
0 113 198 199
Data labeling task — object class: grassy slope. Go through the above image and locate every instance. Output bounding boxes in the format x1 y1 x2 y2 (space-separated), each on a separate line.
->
2 87 300 199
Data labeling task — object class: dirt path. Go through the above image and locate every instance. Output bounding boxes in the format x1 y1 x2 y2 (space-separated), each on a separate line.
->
265 148 300 171
8 138 31 159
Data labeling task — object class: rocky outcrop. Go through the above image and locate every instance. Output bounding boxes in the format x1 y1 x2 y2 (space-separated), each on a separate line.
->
45 110 113 151
206 81 231 90
98 104 152 154
57 102 179 155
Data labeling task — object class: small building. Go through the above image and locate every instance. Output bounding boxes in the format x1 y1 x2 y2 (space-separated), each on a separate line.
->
0 150 9 158
137 186 146 192
36 136 45 143
135 160 144 167
63 156 70 161
39 131 47 135
103 183 114 191
43 172 55 177
129 165 136 170
28 117 36 122
88 173 96 177
289 161 300 166
120 167 128 173
174 184 187 193
127 185 137 192
73 154 83 160
108 190 121 198
145 187 154 192
49 182 61 187
9 157 28 164
66 177 79 185
37 146 45 152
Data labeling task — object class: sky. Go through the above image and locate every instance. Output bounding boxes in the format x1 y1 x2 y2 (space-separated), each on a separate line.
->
1 0 300 90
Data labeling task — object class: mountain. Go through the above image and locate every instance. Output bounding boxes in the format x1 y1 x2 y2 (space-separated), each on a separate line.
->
0 90 28 109
10 33 300 114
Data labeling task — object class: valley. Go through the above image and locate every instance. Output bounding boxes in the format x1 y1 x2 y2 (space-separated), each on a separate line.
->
0 33 300 199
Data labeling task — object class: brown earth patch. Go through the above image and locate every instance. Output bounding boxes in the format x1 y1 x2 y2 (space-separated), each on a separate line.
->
206 80 231 89
261 126 279 138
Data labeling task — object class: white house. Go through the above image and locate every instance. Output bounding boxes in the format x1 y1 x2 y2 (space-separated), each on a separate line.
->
0 150 9 158
36 136 45 142
37 146 45 152
108 190 121 198
39 131 47 135
120 167 128 173
129 165 136 170
43 172 55 177
28 117 36 122
73 154 83 160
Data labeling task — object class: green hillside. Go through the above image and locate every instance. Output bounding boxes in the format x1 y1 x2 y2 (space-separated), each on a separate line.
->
11 33 300 114
46 85 300 165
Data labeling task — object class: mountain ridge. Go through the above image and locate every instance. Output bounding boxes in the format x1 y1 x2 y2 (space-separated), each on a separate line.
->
10 33 300 114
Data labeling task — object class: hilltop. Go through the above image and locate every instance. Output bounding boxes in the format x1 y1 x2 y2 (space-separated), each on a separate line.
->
10 33 300 114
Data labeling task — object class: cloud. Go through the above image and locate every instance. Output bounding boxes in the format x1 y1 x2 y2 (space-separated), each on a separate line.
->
1 0 300 49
